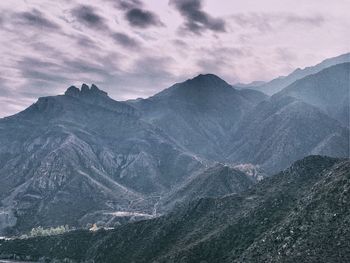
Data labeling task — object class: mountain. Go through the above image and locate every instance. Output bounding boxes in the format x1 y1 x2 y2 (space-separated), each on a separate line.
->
1 156 348 263
275 62 350 126
227 95 349 173
160 164 255 212
0 84 204 235
128 74 268 160
0 68 348 235
255 52 350 95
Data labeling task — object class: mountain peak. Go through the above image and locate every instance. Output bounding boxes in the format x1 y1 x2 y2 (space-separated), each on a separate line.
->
64 84 108 98
65 86 80 97
189 73 229 85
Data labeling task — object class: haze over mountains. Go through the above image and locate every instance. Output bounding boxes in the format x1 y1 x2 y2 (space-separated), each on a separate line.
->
275 62 350 126
246 52 350 95
0 53 349 237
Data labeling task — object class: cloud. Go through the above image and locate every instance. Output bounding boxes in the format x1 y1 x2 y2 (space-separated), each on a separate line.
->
125 8 164 28
169 0 226 34
71 5 108 30
285 14 325 26
13 8 60 29
75 35 101 50
230 13 272 32
0 0 348 118
230 13 326 33
173 39 188 48
71 4 143 49
112 32 141 48
116 0 143 10
103 55 178 98
195 46 250 82
112 0 163 28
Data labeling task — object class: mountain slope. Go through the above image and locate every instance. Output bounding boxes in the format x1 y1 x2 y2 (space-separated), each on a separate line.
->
237 159 350 262
0 84 204 235
128 74 268 160
160 164 255 212
275 62 350 126
1 156 348 263
255 52 350 95
227 96 349 173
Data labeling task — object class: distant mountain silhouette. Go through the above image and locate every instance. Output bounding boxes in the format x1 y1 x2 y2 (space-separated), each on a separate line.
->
228 95 349 172
275 62 350 126
253 52 350 95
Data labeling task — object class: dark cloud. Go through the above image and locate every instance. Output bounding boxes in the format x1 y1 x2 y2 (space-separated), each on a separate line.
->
170 0 226 34
71 5 108 30
112 32 141 48
125 8 163 28
14 9 59 29
112 0 163 28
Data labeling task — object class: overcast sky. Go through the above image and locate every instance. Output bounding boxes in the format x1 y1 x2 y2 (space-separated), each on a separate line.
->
0 0 349 117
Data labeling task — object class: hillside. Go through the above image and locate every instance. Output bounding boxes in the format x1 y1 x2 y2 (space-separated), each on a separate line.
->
0 84 204 235
1 156 348 263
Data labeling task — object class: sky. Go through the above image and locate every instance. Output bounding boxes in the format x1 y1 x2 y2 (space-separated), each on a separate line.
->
0 0 349 117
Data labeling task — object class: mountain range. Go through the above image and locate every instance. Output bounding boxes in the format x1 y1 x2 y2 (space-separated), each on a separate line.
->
246 52 350 95
0 53 349 241
1 156 348 263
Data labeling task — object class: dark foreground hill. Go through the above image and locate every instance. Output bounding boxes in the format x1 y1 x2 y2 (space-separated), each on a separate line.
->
1 155 349 263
